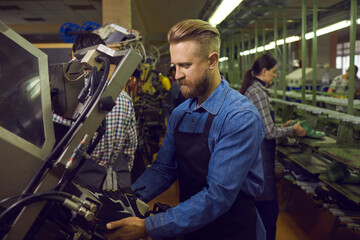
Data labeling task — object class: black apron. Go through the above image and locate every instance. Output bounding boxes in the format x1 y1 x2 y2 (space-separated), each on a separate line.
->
256 110 277 201
175 111 257 240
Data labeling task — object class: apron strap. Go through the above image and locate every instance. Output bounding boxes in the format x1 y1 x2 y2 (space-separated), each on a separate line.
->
203 113 215 137
175 111 215 136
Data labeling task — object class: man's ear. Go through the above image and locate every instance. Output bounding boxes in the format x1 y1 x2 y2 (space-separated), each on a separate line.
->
208 52 219 70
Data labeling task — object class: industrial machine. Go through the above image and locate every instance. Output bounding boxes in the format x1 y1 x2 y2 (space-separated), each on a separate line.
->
286 67 342 89
0 22 149 239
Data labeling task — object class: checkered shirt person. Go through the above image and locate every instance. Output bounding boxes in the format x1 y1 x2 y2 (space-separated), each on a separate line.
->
244 80 293 139
53 90 137 171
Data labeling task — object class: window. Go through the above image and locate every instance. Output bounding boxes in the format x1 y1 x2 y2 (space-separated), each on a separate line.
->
336 40 360 76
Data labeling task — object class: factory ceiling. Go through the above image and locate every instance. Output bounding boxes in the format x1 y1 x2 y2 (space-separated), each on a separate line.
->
0 0 356 52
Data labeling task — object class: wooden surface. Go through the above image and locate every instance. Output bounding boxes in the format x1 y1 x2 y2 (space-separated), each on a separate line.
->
319 146 360 170
319 174 360 205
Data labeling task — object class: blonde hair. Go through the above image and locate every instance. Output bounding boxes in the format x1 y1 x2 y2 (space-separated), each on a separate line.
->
167 19 221 58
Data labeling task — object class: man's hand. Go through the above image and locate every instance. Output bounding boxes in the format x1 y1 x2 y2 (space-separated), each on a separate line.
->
106 217 147 240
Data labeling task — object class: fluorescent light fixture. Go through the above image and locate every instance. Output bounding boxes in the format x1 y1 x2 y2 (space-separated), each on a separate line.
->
285 36 301 43
305 20 351 39
257 46 265 52
240 36 300 56
276 39 285 45
219 56 229 62
240 50 250 56
264 43 275 51
209 0 244 27
268 36 300 47
239 18 360 56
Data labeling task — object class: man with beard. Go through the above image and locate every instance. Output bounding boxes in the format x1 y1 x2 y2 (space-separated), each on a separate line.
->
105 19 265 240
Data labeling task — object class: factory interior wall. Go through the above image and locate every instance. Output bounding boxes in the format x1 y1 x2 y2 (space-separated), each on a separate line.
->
317 34 331 67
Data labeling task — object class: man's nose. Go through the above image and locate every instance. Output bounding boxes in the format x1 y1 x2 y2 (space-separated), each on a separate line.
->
175 68 184 80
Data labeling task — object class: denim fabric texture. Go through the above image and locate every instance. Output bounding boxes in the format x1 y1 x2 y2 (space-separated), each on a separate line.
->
132 78 265 239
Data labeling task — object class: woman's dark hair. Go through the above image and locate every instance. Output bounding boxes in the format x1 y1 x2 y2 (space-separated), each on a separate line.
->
239 53 277 94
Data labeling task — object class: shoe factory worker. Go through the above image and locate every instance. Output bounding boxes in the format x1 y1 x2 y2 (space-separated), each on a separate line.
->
53 33 137 189
240 53 307 240
327 65 360 98
105 19 266 240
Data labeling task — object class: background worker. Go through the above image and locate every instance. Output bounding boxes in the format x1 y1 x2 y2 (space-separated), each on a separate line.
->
328 66 360 98
327 66 360 111
240 53 306 240
53 33 138 189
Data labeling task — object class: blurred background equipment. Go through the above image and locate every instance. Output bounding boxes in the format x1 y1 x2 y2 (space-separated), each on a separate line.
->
0 21 144 240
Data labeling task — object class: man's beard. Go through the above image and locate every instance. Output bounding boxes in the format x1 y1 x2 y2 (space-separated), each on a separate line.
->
178 71 210 99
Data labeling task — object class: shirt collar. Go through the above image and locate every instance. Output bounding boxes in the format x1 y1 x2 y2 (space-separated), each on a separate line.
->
252 79 269 94
254 77 266 86
185 77 229 115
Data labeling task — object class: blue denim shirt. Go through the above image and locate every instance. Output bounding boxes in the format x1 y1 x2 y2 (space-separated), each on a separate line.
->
132 78 265 239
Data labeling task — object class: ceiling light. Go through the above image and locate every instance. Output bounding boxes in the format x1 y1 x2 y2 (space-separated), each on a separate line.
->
257 46 265 52
240 36 300 56
264 42 275 51
240 50 250 56
239 19 360 56
209 0 244 27
305 19 358 40
276 39 285 45
285 36 301 43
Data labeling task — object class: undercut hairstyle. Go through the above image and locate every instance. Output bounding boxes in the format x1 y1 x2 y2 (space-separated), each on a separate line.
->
167 19 221 58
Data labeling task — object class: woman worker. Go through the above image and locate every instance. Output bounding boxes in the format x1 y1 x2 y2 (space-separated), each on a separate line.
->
240 53 306 240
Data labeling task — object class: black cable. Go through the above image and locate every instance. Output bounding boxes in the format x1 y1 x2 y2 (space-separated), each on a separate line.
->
57 60 110 191
0 193 71 236
78 69 96 103
0 54 110 240
0 191 75 225
53 169 69 191
0 193 32 206
56 119 106 192
23 55 110 195
90 66 97 96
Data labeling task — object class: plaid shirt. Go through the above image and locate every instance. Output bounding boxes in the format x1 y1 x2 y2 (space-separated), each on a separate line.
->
330 74 360 95
53 91 137 170
330 75 348 94
244 80 293 139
